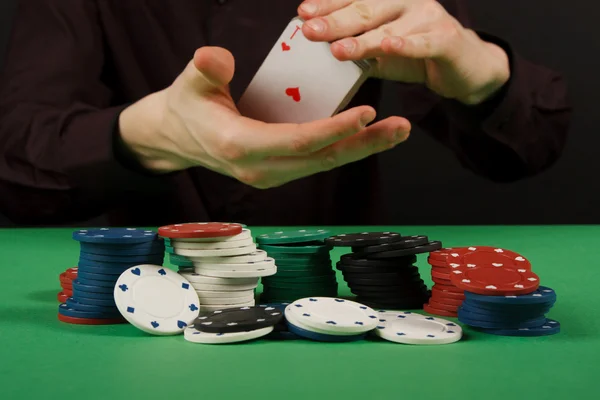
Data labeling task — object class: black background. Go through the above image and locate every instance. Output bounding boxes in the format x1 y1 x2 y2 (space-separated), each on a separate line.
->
0 0 597 226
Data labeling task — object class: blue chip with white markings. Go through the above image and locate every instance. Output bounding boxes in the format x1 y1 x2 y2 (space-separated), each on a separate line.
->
464 286 557 306
73 228 158 244
477 318 561 337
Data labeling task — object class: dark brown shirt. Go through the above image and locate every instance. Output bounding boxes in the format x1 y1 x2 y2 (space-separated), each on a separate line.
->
0 0 572 226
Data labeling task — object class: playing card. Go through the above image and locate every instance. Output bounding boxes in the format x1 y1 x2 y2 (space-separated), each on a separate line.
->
237 17 371 124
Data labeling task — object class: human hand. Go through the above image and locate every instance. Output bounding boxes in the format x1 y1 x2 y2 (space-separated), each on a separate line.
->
118 47 411 188
298 0 511 105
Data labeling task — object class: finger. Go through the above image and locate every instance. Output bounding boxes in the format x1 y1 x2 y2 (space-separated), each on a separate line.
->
186 47 235 92
381 34 445 59
266 116 411 182
301 0 406 42
240 106 378 157
298 0 353 18
330 18 415 60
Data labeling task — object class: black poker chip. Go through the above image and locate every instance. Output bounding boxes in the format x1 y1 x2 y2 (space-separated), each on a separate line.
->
325 232 402 247
352 235 429 254
193 306 284 334
338 253 416 267
344 275 422 287
357 241 443 259
357 296 429 309
341 270 419 280
350 282 427 293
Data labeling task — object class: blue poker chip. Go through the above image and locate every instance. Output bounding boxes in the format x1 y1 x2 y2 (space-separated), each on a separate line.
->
460 301 553 319
72 280 114 294
286 321 366 342
79 241 165 256
72 228 158 244
66 298 118 313
59 303 121 319
458 314 548 330
464 286 557 306
77 271 121 282
79 251 165 263
74 277 116 289
457 307 546 324
77 265 128 275
73 287 116 300
477 318 561 337
70 296 116 307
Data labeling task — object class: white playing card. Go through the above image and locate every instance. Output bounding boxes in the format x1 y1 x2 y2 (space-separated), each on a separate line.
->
237 17 371 124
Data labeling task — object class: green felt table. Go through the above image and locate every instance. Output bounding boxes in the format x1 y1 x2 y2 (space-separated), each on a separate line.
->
1 226 598 400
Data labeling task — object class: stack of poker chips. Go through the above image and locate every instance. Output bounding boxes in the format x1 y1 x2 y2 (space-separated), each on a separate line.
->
423 247 469 317
158 222 276 312
57 267 77 303
434 246 560 336
327 233 441 309
255 229 338 303
58 228 165 325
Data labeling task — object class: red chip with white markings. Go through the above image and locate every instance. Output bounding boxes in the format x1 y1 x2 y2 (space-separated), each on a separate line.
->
446 246 532 270
429 247 472 261
158 222 243 239
450 264 540 296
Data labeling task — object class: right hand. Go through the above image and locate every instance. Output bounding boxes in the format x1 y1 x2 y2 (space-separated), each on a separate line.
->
119 47 411 189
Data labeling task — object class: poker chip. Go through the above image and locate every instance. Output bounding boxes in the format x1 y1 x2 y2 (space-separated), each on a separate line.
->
158 222 243 239
339 254 416 268
450 264 540 296
193 258 276 272
169 228 252 243
200 301 256 312
193 305 283 333
184 325 273 344
360 241 443 259
58 303 122 319
79 252 165 263
171 244 258 258
284 311 367 342
463 286 556 305
57 292 69 303
476 319 560 337
423 303 458 318
446 246 532 270
257 243 331 255
194 266 276 278
171 237 254 250
58 314 127 325
324 232 402 247
373 311 462 345
113 264 200 335
255 229 330 245
354 235 429 254
73 228 158 244
285 297 378 335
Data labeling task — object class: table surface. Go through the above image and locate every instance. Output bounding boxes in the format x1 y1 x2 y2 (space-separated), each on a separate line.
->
1 226 598 400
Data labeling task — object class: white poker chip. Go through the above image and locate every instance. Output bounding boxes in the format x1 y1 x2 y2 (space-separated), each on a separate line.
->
178 272 258 286
194 266 277 278
286 297 378 334
198 295 255 305
175 244 257 257
284 306 359 336
113 264 200 335
195 289 256 299
199 300 255 312
172 237 254 250
172 228 252 243
191 282 259 292
192 258 276 271
373 311 463 345
189 250 268 264
184 325 273 344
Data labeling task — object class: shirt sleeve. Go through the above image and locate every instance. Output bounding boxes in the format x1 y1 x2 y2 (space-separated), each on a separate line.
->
0 0 166 224
408 1 572 182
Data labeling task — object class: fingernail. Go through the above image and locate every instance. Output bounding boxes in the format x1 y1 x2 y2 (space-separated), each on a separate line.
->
305 18 325 33
360 112 374 127
388 37 403 50
300 2 318 15
335 38 355 54
393 129 407 142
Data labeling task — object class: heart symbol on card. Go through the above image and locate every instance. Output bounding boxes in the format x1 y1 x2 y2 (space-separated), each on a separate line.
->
281 42 291 51
285 87 301 102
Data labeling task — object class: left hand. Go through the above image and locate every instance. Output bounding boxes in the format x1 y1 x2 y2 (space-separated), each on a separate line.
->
298 0 511 105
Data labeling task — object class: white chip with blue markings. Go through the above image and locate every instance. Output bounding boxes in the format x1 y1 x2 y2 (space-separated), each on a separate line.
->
373 311 462 345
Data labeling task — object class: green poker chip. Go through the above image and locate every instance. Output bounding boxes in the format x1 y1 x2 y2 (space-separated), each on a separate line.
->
271 253 331 262
255 229 331 245
270 269 335 278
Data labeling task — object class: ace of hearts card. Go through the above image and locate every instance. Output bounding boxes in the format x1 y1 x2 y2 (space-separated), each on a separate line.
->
237 17 372 124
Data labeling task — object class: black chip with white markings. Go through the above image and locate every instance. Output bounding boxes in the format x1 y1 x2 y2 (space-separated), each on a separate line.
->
324 232 403 247
193 306 283 334
351 235 429 254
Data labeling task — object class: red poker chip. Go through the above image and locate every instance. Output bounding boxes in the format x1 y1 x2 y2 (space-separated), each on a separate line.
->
431 287 465 300
57 292 69 303
61 283 73 290
430 293 464 306
431 269 451 280
59 272 73 282
65 268 78 280
432 276 453 285
432 283 463 293
423 303 458 318
62 289 73 297
429 247 472 261
428 299 460 312
158 222 243 239
446 246 532 270
450 265 540 296
428 258 449 268
58 314 127 325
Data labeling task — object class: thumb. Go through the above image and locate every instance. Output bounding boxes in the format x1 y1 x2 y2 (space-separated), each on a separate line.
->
184 46 235 93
